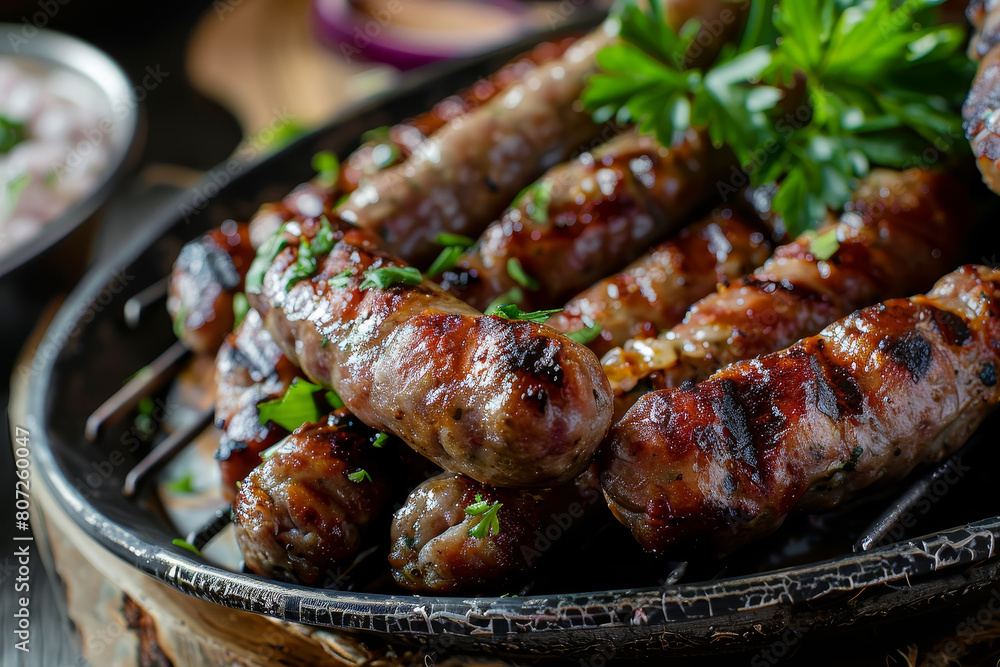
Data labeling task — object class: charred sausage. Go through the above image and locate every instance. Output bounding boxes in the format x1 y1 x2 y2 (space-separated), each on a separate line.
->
601 265 1000 554
248 216 613 487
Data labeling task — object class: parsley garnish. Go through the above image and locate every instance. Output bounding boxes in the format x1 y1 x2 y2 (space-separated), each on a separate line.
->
506 258 539 291
0 116 26 153
171 538 202 557
325 389 345 409
427 246 465 276
371 432 388 448
483 287 525 315
246 225 289 294
435 233 475 248
347 469 372 483
565 322 603 345
486 303 561 323
260 438 290 461
583 0 974 235
282 216 338 292
839 445 864 472
513 180 553 224
232 292 249 329
165 473 194 494
809 228 840 261
360 265 423 290
465 494 503 538
257 378 323 431
361 126 402 169
328 268 353 287
312 150 340 189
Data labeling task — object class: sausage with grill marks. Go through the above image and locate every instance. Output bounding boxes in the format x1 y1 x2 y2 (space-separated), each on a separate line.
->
438 128 733 312
545 208 773 357
601 265 1000 554
601 169 973 404
248 216 613 488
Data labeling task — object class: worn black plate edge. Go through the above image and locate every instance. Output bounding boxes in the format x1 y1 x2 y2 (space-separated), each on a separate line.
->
17 14 1000 655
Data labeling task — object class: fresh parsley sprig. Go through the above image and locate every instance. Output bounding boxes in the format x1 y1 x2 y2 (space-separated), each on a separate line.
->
583 0 974 235
486 303 562 323
465 494 503 539
360 265 423 290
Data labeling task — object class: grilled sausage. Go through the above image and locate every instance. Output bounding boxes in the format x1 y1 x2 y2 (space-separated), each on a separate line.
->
545 208 773 357
213 308 302 500
601 169 972 401
167 221 256 354
340 36 581 192
389 467 602 593
438 128 733 312
335 27 615 267
248 216 613 488
965 0 1000 193
601 265 1000 554
233 411 393 585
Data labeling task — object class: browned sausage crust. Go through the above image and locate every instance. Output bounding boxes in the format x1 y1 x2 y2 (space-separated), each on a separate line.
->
335 27 615 267
438 129 733 312
339 36 581 192
545 208 773 357
965 0 1000 193
601 169 972 402
389 468 601 593
601 265 1000 555
167 222 256 355
248 217 613 487
233 411 393 585
213 308 302 500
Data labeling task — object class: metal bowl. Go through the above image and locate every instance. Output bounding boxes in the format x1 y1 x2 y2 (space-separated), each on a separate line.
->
18 22 1000 661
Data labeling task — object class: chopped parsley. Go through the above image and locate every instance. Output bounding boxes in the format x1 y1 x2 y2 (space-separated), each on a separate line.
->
328 268 353 288
347 469 372 483
371 432 388 448
312 151 340 189
465 494 503 538
513 179 553 224
435 233 475 248
565 322 603 345
165 473 194 494
246 225 289 294
360 265 422 290
325 389 345 409
361 126 401 169
0 116 26 154
427 246 465 276
839 445 863 472
257 378 323 431
282 216 338 292
171 538 202 557
486 303 561 323
506 258 539 291
232 292 249 329
809 228 840 261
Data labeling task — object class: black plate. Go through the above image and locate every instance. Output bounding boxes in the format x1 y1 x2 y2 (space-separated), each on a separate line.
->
18 17 1000 659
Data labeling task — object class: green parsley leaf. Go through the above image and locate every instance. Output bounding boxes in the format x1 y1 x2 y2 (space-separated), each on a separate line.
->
483 287 525 315
165 473 194 494
257 378 323 431
347 469 372 483
486 303 562 323
583 0 973 236
246 225 289 294
839 445 863 472
260 438 291 461
427 246 465 276
565 323 603 345
371 432 388 448
360 266 423 290
809 228 840 261
171 538 202 557
328 269 353 288
232 292 249 329
361 126 402 170
467 499 503 539
0 116 26 153
512 180 553 224
312 151 340 189
435 233 475 248
506 258 539 291
464 493 490 515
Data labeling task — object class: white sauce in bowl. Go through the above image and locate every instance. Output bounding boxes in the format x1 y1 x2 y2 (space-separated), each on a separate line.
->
0 57 112 253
